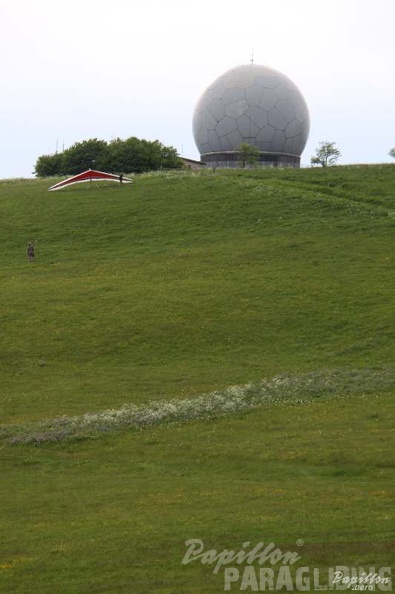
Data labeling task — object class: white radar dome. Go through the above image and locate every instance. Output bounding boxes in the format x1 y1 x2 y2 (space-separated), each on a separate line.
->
192 64 310 168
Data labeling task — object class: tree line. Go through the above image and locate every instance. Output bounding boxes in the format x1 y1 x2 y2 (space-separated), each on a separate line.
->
34 137 183 177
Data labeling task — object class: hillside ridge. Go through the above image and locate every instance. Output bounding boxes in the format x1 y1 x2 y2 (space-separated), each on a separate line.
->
1 164 394 425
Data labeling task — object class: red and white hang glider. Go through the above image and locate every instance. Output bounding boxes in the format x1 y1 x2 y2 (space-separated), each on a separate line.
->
48 169 132 191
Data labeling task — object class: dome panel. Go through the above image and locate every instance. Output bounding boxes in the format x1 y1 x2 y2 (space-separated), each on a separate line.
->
300 125 310 146
225 99 248 118
284 137 295 153
275 84 289 100
256 125 276 143
192 113 200 135
271 130 286 152
256 141 272 151
288 88 305 107
222 70 243 89
212 83 226 99
288 134 304 155
196 89 213 112
223 87 246 104
255 74 281 89
226 129 244 147
246 84 263 106
195 126 208 144
295 104 309 123
219 135 234 151
199 142 212 154
276 99 295 123
285 118 303 139
207 130 219 151
208 98 226 120
216 116 238 137
261 88 277 110
234 69 255 89
222 68 255 89
237 114 259 138
202 110 217 131
268 107 288 131
249 106 268 127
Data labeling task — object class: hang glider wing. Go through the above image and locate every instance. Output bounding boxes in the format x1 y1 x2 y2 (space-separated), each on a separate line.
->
48 169 132 191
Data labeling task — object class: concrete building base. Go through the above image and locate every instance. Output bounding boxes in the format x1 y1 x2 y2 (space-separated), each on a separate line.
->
200 151 301 169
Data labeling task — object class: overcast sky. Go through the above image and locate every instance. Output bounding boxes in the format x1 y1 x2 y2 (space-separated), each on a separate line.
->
1 0 394 178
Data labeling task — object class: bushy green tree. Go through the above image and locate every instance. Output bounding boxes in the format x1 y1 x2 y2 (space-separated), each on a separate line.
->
311 141 341 167
62 139 108 174
160 144 182 169
34 152 65 177
34 137 183 177
97 137 138 173
238 142 261 168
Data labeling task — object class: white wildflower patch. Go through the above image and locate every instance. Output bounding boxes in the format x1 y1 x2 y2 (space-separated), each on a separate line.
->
2 366 393 445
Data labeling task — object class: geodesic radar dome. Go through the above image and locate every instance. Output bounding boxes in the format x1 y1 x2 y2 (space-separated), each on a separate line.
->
192 64 310 167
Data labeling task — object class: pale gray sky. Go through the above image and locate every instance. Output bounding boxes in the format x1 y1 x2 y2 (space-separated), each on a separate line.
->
1 0 394 178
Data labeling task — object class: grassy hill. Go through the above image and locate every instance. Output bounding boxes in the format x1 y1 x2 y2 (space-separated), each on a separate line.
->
0 165 394 592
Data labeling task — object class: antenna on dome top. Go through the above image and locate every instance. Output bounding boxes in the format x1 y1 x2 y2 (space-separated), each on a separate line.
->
250 51 254 65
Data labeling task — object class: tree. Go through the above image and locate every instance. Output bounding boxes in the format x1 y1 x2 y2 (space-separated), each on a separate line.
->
62 139 108 174
311 141 341 167
389 147 395 159
238 143 261 168
159 144 183 169
34 152 65 177
34 136 183 177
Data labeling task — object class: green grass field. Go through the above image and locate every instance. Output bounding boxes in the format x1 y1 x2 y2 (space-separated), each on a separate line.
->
0 165 394 592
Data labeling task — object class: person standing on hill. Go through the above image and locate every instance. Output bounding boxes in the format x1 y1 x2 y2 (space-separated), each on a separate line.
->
27 241 35 262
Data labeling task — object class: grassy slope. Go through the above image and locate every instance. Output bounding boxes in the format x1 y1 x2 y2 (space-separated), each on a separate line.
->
0 166 394 422
0 165 394 593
